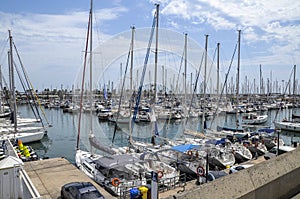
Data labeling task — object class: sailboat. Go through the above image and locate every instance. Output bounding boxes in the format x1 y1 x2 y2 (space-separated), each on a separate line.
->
274 65 300 132
75 1 148 197
0 30 45 144
241 112 268 125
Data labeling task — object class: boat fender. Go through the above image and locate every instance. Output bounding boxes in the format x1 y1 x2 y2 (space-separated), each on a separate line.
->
112 178 121 187
187 150 193 156
157 170 164 178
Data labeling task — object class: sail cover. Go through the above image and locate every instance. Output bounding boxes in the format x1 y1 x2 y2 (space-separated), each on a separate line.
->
89 135 116 155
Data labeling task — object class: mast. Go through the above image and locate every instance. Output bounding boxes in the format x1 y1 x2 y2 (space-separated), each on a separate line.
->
292 65 296 117
120 63 122 94
8 30 17 132
0 65 1 87
217 42 220 95
129 26 135 143
184 33 187 105
202 34 208 131
89 0 93 154
260 64 262 95
76 0 92 150
154 4 159 104
236 30 241 129
236 30 241 96
204 34 208 97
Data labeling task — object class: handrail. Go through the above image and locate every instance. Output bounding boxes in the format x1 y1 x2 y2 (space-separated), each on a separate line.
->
19 168 42 199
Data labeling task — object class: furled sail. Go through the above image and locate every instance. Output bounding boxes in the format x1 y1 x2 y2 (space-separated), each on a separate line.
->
89 134 116 155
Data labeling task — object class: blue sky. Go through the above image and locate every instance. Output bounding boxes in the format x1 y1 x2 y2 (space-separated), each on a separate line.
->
0 0 299 93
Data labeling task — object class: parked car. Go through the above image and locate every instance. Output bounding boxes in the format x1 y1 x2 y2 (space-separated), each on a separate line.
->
229 164 253 174
61 182 105 199
264 145 295 160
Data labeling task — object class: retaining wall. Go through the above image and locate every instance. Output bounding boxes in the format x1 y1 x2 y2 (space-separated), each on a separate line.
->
164 146 300 199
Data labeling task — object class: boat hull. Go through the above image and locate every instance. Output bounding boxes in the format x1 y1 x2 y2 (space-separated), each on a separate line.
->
274 121 300 132
1 131 45 144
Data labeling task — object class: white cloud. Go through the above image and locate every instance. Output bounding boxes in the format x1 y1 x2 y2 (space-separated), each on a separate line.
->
0 6 128 90
155 0 300 83
1 1 299 91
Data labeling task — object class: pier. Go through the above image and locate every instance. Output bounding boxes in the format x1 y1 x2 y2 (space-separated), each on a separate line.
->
24 157 117 199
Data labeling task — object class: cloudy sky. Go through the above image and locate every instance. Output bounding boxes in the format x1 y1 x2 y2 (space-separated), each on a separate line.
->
0 0 299 93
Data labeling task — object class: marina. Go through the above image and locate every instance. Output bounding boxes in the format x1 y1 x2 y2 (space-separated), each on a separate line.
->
15 103 300 165
1 30 300 197
1 2 300 198
1 22 300 198
1 98 298 198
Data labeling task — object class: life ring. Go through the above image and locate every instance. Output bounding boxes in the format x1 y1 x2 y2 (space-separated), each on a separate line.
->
157 170 164 178
112 178 121 187
187 150 193 156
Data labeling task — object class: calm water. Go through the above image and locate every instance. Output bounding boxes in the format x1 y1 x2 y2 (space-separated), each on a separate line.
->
17 104 300 165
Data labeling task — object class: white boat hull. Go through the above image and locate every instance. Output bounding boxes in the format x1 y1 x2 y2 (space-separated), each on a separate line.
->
242 115 268 124
274 121 300 132
1 131 44 144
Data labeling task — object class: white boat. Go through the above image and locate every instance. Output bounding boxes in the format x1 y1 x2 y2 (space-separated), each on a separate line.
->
264 145 296 160
274 66 300 132
0 130 45 144
6 126 45 134
242 113 268 124
207 144 235 170
0 105 11 118
108 110 132 123
246 141 268 157
157 109 172 120
0 31 45 144
136 110 151 122
231 143 253 163
75 150 147 196
114 144 180 185
138 156 180 185
97 108 112 121
65 103 80 113
274 121 300 132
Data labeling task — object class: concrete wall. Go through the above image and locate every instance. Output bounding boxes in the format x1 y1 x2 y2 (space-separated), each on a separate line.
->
164 146 300 199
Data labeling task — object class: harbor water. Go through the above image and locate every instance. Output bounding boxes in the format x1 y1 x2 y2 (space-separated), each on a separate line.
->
17 104 300 165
